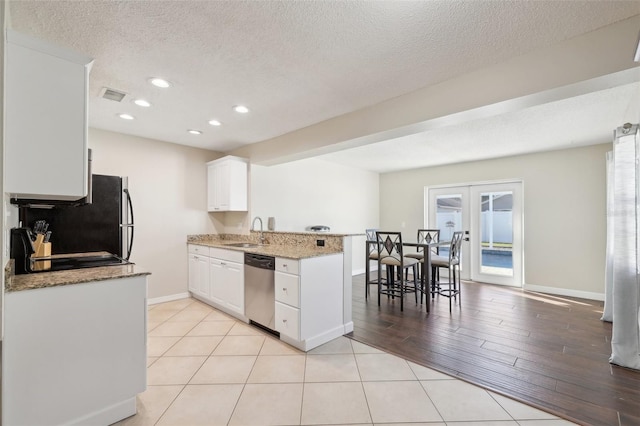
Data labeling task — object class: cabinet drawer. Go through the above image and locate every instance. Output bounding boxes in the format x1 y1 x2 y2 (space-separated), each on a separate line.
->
275 302 300 341
275 272 300 308
276 258 299 275
210 248 244 263
188 244 209 256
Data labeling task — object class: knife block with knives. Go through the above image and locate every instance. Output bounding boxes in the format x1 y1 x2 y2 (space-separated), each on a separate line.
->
31 228 51 271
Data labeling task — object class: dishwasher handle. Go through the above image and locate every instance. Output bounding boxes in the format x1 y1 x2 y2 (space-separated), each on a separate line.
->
244 253 275 270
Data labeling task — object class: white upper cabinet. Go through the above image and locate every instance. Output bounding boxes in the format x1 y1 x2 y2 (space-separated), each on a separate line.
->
5 30 93 200
207 156 249 212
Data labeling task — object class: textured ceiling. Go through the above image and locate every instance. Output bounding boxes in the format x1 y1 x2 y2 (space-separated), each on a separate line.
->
7 1 640 167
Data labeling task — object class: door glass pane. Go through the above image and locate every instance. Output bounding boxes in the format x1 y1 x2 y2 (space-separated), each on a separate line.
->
480 191 513 276
436 194 462 258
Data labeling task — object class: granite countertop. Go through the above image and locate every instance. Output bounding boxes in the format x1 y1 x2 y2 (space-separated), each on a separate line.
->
261 230 363 237
6 259 150 293
189 239 343 259
188 232 350 259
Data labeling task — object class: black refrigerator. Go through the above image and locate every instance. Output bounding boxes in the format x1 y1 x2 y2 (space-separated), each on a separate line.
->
20 174 135 260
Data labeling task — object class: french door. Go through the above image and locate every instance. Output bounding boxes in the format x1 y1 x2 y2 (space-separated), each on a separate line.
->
427 181 523 287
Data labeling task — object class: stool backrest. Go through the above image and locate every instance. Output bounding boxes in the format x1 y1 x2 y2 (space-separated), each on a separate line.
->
416 229 440 254
365 228 378 256
449 231 464 265
376 231 404 261
365 228 378 242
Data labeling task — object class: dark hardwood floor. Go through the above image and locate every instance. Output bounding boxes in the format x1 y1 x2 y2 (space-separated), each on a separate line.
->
346 274 640 426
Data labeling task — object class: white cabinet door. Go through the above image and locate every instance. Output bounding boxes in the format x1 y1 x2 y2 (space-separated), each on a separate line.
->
188 254 209 299
5 30 93 200
209 258 226 306
221 260 244 315
207 156 248 212
188 254 199 293
216 161 231 210
196 256 209 298
210 258 244 315
207 163 228 211
206 167 217 211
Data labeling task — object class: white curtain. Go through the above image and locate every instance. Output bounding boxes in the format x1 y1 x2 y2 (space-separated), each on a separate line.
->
603 123 640 370
603 151 614 321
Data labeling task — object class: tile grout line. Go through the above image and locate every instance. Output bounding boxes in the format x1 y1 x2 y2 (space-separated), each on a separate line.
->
298 352 308 426
350 339 375 425
150 299 220 425
148 299 199 425
225 317 266 425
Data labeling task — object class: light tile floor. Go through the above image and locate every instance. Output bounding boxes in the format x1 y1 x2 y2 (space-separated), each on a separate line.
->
115 297 577 426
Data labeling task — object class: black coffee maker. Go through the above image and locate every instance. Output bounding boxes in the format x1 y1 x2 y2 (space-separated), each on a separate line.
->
10 228 36 274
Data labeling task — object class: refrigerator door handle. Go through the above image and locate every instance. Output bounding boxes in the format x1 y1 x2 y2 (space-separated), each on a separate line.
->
123 188 135 261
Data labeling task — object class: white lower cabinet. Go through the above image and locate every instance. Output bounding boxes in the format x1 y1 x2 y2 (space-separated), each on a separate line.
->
275 253 345 351
187 244 346 351
3 276 147 425
188 244 244 316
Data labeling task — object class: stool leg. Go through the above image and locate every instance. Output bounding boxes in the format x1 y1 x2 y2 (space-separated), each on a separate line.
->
377 262 381 307
431 266 437 299
449 266 453 313
400 265 404 311
413 264 422 305
365 257 370 300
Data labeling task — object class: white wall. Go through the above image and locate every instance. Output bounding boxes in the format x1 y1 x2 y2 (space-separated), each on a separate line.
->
250 158 379 273
380 143 610 297
89 128 220 299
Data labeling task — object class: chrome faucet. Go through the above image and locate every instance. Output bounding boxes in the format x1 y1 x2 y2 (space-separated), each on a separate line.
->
251 216 265 245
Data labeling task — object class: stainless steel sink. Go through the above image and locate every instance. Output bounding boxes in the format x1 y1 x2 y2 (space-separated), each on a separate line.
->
223 242 261 248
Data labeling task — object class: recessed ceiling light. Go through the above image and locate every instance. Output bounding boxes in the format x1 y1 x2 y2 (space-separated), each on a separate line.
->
149 77 171 88
188 129 202 135
133 99 151 107
233 105 249 114
118 113 135 120
208 119 222 126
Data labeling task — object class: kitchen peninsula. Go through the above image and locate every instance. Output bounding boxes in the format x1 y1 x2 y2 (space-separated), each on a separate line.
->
187 230 355 351
3 262 150 426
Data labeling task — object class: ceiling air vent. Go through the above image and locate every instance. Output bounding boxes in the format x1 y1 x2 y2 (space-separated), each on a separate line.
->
99 87 127 102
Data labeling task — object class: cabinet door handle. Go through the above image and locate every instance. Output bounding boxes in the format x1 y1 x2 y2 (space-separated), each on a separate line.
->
282 287 287 292
282 319 288 323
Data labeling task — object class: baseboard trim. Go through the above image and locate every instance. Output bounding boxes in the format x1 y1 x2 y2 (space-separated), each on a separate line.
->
343 321 354 334
148 292 190 305
68 396 136 426
523 284 604 301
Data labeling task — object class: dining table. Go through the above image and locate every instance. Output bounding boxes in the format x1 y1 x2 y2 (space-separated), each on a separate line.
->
366 238 450 312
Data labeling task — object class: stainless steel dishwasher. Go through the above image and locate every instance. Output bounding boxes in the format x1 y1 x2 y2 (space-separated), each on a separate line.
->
244 253 278 335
